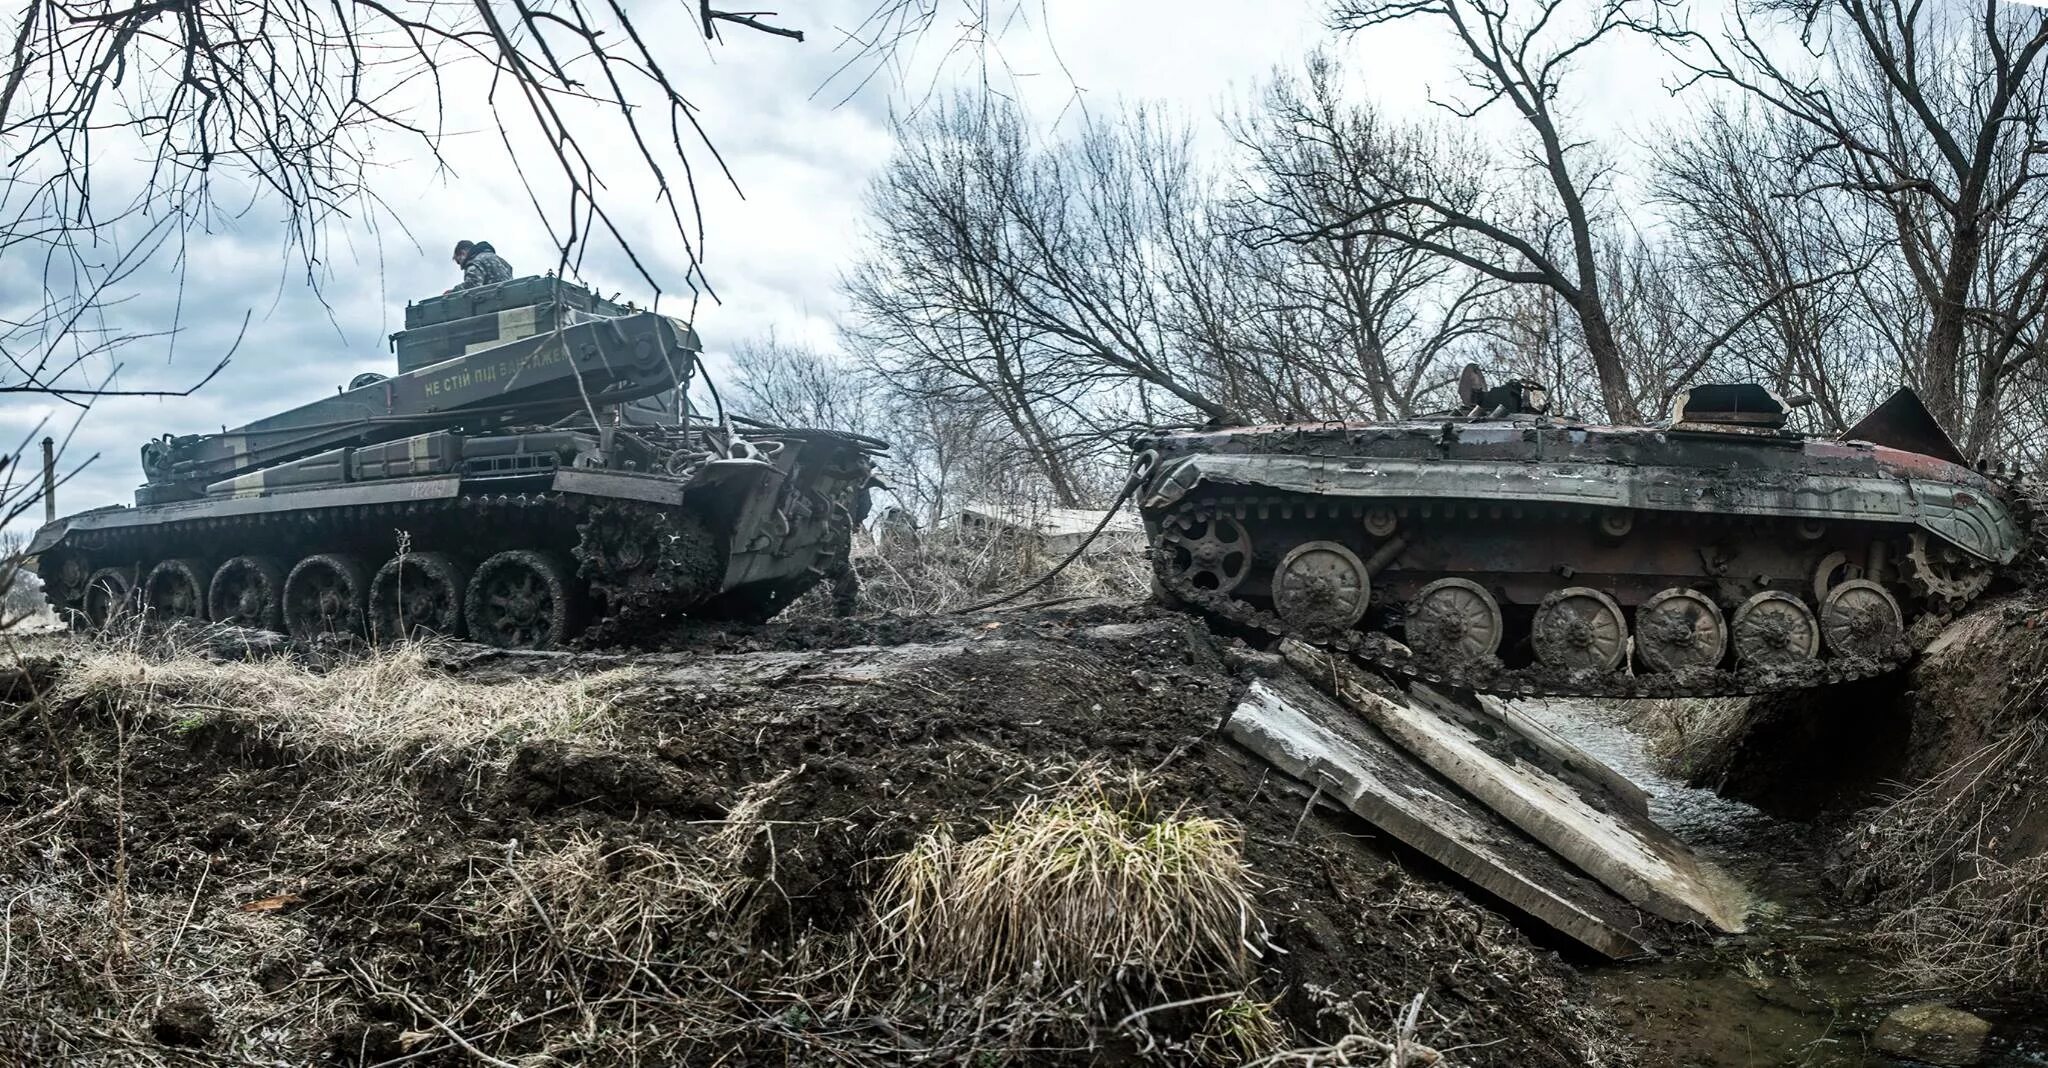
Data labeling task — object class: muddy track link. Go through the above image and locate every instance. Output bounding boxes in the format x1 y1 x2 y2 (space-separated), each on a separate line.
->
1150 496 1910 699
48 491 744 637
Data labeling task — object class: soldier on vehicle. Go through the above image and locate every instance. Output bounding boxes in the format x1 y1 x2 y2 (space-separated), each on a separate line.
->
448 239 514 292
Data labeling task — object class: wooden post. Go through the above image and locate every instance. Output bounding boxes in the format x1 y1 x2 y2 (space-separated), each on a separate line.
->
40 437 55 524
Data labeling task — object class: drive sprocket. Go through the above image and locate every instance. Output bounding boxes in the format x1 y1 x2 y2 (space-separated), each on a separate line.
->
573 502 721 616
1903 531 1992 606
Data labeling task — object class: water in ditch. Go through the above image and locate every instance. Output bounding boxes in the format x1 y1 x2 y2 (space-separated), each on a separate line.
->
1513 697 2047 1068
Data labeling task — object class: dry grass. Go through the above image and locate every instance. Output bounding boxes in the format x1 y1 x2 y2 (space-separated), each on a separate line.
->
1620 696 1753 781
875 772 1262 1001
48 636 641 768
0 860 354 1065
476 835 742 967
0 620 1592 1066
833 523 1148 615
1846 720 2048 900
1873 853 2048 993
1849 719 2048 998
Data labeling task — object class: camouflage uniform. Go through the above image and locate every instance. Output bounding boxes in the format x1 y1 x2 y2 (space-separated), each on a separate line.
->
459 241 514 289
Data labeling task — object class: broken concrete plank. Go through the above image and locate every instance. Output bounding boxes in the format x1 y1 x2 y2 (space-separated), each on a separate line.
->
1282 640 1751 933
1409 682 1650 818
1227 673 1655 960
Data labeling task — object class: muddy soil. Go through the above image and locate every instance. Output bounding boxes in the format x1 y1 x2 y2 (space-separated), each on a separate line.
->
0 601 1627 1066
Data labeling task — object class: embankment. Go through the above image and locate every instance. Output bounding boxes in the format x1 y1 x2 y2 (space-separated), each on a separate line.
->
0 607 1629 1066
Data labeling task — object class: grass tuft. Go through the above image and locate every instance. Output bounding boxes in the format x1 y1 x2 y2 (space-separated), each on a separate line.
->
875 772 1261 999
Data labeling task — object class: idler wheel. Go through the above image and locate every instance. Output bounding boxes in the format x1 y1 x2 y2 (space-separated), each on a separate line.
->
208 556 286 631
1819 578 1903 660
283 553 369 640
143 558 210 622
1272 540 1371 632
370 552 469 641
466 550 575 651
80 566 137 629
1730 591 1821 668
1531 587 1628 672
1634 588 1728 672
1407 578 1503 660
1159 510 1252 594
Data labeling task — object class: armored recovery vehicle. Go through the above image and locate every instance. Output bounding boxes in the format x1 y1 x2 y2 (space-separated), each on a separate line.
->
27 275 882 649
1134 377 2021 698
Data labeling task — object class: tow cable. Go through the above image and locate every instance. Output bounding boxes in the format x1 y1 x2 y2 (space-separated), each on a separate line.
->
954 450 1159 614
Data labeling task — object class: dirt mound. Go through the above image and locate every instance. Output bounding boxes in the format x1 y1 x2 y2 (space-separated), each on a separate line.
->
0 604 1629 1066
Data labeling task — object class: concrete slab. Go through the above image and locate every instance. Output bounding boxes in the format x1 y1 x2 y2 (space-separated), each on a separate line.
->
1282 640 1751 933
1226 672 1656 960
1409 683 1650 818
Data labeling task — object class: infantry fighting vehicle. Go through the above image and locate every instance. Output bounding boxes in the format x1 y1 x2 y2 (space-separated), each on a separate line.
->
1134 375 2021 697
27 275 882 649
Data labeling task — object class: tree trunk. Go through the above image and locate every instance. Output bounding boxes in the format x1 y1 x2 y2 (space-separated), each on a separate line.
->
1575 295 1640 422
1921 230 1982 442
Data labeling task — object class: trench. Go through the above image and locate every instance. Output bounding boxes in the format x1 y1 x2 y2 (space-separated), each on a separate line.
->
1511 697 2048 1068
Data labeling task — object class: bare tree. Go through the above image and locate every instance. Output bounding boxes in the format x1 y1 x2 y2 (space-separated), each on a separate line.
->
1670 0 2048 454
1230 52 1504 418
727 336 886 437
0 1 1050 407
843 102 1093 506
1651 102 1882 432
1313 0 1662 420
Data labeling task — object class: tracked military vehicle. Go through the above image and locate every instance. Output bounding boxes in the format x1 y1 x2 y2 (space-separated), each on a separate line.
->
1134 377 2021 698
28 275 882 649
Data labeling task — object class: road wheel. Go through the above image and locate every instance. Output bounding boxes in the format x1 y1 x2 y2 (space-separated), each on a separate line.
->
1531 586 1629 672
1407 578 1504 661
143 558 210 622
283 554 369 640
208 556 286 631
1634 588 1729 672
370 552 468 641
80 567 137 629
1820 579 1903 660
1730 591 1821 668
466 550 575 650
1272 540 1371 632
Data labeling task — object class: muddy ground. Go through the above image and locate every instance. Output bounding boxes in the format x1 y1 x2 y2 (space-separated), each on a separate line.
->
6 594 2047 1067
0 603 1626 1066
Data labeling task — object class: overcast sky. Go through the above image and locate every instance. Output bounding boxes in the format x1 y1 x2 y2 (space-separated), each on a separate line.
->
3 0 1696 534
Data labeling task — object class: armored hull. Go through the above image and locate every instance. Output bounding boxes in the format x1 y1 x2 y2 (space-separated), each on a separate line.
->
28 276 881 648
1133 387 2020 697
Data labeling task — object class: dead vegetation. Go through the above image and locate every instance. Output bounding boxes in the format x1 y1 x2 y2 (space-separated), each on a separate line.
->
49 630 641 766
1850 714 2048 995
836 523 1148 615
1618 696 1753 781
1870 852 2048 994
